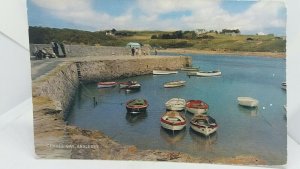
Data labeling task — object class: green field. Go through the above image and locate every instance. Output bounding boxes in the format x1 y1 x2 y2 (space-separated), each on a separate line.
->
29 26 286 53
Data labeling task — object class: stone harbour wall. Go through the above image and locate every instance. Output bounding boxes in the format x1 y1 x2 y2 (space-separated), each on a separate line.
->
79 56 191 82
32 62 79 118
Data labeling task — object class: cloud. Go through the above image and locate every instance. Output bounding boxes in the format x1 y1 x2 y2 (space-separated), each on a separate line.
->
30 0 286 34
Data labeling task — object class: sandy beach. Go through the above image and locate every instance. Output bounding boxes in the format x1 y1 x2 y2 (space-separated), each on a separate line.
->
158 48 286 58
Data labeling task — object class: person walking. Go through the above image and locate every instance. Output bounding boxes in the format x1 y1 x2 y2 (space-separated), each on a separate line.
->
131 47 135 56
154 48 158 55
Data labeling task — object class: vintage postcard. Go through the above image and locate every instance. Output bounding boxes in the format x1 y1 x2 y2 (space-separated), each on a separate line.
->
28 0 286 166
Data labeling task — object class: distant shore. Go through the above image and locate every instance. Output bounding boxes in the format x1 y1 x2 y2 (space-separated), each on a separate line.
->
158 48 286 58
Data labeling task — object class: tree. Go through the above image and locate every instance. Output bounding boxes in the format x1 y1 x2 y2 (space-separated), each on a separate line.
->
151 35 158 39
173 30 183 39
111 28 117 34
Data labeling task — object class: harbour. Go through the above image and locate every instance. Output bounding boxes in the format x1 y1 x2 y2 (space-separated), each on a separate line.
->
66 53 286 164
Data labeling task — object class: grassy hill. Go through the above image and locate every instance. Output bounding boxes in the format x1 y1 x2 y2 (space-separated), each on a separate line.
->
29 26 286 53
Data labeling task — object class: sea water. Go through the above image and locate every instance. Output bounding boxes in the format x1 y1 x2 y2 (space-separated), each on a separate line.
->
67 53 286 164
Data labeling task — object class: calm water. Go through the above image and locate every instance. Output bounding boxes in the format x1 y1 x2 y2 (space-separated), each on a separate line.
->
67 54 286 164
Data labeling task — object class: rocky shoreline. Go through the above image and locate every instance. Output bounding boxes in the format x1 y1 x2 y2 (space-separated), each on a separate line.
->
32 55 266 165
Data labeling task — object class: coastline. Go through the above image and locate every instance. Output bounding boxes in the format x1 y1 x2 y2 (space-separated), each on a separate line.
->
158 48 286 58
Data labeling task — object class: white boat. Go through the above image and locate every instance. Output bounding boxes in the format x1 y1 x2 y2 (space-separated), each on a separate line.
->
186 100 209 114
119 81 138 89
281 82 286 90
153 70 178 75
237 97 259 107
180 67 199 71
165 98 186 111
164 80 186 88
187 70 221 77
97 81 117 88
160 111 186 131
190 114 218 136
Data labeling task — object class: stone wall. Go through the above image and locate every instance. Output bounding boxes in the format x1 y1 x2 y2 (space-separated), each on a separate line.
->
32 63 79 118
78 56 191 82
30 44 131 57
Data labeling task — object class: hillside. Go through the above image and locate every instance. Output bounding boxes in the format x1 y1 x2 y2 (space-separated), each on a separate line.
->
29 26 286 53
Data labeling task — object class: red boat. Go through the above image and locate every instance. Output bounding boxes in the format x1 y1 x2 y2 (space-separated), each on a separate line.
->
186 100 209 114
97 81 117 88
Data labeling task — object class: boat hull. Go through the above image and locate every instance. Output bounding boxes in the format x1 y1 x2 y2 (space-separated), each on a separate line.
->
126 99 148 114
281 82 286 90
127 84 141 90
186 107 208 114
126 107 147 114
188 71 221 77
164 81 186 88
119 81 139 89
160 121 186 131
153 70 178 75
190 124 218 136
166 106 185 111
237 97 259 107
97 82 117 88
181 67 199 71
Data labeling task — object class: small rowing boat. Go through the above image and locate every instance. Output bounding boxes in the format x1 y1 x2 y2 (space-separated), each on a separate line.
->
153 70 178 75
119 81 141 90
237 97 259 107
160 111 186 131
190 114 218 136
126 99 148 114
119 81 138 89
281 82 286 90
180 67 199 71
164 80 186 88
97 81 117 88
165 98 186 111
186 100 209 114
187 70 221 77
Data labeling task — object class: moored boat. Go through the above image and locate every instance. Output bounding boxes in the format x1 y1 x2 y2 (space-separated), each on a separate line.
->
119 81 138 89
164 80 186 88
165 98 186 111
119 81 141 90
153 70 178 75
126 99 148 114
180 67 199 71
190 114 218 136
126 83 141 90
281 82 286 90
97 81 117 88
160 111 186 131
187 70 221 77
237 97 259 107
186 100 209 114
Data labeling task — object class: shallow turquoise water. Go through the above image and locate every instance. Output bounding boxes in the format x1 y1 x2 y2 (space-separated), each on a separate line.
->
67 54 286 164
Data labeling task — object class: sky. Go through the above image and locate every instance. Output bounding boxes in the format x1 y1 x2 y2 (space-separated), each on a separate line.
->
27 0 286 35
